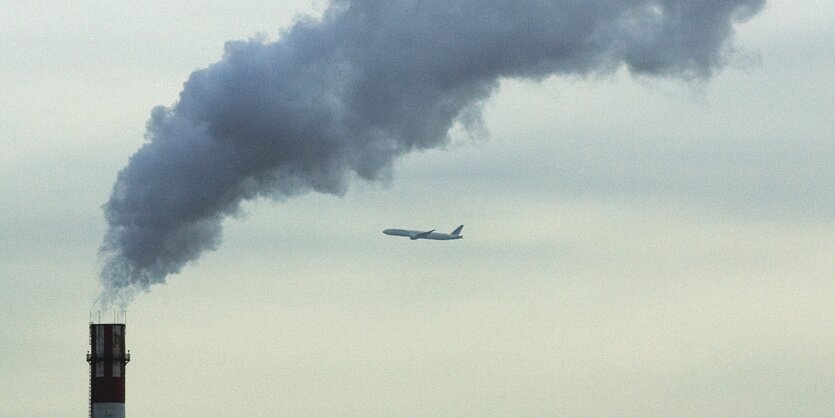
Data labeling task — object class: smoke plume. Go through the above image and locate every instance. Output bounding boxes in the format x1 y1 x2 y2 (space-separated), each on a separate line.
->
98 0 764 305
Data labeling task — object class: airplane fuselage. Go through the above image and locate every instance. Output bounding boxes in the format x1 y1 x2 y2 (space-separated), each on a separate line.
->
383 227 463 240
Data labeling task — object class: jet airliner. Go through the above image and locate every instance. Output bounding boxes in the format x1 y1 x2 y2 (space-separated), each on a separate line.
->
383 225 464 240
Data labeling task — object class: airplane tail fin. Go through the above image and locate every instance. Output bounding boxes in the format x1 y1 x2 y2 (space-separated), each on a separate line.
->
451 225 464 236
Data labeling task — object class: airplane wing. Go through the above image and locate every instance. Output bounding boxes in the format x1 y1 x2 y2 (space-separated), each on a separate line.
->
413 229 435 239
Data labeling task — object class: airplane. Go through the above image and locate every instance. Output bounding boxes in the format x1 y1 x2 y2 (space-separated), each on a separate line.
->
383 225 464 240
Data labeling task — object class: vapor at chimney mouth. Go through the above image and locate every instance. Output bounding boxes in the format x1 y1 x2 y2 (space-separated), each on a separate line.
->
89 308 128 325
97 0 766 306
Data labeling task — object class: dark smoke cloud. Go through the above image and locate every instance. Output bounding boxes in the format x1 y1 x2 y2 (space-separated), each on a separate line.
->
98 0 764 305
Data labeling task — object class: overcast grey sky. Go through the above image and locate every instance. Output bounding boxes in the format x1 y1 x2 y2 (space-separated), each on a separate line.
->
1 1 833 416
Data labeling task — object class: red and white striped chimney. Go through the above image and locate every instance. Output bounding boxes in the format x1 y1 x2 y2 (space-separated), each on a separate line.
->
88 323 130 418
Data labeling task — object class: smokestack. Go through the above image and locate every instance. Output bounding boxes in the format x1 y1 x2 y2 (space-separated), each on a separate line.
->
87 320 130 418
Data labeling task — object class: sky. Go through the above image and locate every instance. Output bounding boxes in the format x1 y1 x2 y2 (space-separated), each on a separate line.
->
1 0 834 416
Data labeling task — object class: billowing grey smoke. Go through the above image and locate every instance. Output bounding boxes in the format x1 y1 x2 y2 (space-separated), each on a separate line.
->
98 0 764 305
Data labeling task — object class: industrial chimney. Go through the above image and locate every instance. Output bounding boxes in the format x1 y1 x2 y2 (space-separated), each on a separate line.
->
87 317 130 418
